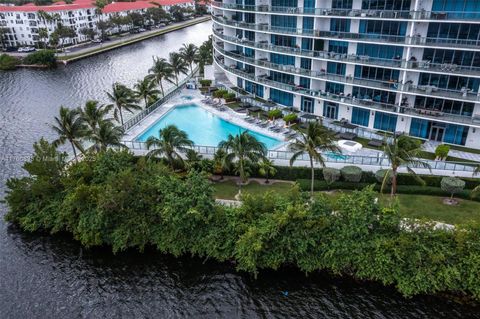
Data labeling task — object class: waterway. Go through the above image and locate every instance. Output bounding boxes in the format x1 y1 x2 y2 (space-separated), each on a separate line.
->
0 20 479 318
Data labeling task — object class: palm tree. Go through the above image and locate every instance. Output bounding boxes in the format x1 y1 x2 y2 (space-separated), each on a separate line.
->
168 52 188 86
258 158 277 184
179 43 198 74
218 131 267 184
105 82 141 126
381 134 431 197
134 77 160 108
213 148 229 180
289 122 338 196
51 106 86 161
88 120 125 152
185 149 202 171
145 124 193 169
148 57 173 96
80 100 112 133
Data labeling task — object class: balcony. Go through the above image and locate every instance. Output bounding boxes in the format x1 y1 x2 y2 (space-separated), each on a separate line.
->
213 30 480 77
211 2 480 22
214 56 480 127
213 16 480 50
215 44 480 103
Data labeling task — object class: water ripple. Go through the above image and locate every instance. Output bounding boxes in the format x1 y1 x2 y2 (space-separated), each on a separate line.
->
1 21 480 318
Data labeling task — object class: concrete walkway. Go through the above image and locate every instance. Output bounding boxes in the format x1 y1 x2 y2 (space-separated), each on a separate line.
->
9 16 211 62
423 141 480 163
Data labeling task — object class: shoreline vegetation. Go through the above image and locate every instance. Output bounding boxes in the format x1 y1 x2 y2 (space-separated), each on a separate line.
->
0 16 210 70
5 144 480 303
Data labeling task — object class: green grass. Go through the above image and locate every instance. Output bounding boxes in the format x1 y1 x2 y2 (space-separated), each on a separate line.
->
213 181 480 225
213 180 293 199
382 194 480 225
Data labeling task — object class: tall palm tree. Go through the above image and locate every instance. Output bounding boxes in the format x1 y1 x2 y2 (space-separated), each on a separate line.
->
213 148 229 180
218 131 267 184
80 100 112 134
88 120 125 152
51 106 86 161
134 77 160 108
258 158 277 184
381 134 431 197
168 52 188 87
179 43 198 74
105 82 141 126
145 124 193 169
289 122 338 196
148 57 173 97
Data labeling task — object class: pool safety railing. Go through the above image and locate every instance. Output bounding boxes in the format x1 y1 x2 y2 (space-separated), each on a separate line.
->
122 140 477 173
121 66 199 132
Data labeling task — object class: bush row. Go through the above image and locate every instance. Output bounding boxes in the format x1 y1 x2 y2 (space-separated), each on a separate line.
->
295 179 478 200
252 165 479 189
6 145 480 301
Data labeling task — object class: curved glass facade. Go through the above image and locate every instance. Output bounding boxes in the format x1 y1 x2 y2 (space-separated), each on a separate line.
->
212 0 480 147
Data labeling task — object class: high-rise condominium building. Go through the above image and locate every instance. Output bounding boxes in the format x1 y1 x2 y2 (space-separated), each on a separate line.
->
211 0 480 148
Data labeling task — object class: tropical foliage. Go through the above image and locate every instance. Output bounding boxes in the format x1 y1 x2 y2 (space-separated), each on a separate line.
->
289 122 339 196
145 124 193 169
218 131 267 183
5 147 480 302
381 135 431 196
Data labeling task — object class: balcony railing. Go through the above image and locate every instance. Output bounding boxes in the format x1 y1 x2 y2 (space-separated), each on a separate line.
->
215 44 480 103
214 57 480 127
213 16 480 50
211 2 480 22
213 30 480 77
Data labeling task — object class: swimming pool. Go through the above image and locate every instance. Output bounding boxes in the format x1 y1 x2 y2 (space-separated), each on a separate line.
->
136 104 283 149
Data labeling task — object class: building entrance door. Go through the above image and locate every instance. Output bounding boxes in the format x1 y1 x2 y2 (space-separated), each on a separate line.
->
429 125 445 142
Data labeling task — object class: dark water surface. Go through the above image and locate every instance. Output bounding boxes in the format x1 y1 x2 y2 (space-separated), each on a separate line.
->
0 21 479 318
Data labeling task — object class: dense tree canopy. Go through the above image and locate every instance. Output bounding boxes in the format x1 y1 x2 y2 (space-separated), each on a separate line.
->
5 145 480 301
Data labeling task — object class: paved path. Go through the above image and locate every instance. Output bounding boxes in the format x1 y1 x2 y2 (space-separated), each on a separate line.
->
423 141 480 162
9 16 210 62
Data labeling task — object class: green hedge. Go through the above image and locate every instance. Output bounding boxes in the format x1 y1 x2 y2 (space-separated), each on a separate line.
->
22 50 57 68
296 179 479 201
0 54 19 70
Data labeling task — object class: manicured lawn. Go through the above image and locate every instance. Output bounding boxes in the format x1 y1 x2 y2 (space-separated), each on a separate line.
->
213 181 480 225
213 180 293 199
382 194 480 225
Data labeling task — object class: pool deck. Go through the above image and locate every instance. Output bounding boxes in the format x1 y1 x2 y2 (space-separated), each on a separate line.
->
123 89 288 147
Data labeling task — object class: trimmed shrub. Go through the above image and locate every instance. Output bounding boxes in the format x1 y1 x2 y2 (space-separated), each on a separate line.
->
340 165 363 182
323 167 341 186
441 177 465 199
22 50 56 68
435 144 450 160
397 135 422 152
224 93 236 102
199 79 212 87
375 169 392 185
283 113 298 124
268 109 282 120
213 89 228 98
0 54 19 70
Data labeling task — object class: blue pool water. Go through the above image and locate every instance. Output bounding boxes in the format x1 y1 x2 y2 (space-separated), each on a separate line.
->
137 104 283 149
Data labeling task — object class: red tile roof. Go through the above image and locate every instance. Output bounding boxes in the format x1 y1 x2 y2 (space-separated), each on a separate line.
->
0 0 194 13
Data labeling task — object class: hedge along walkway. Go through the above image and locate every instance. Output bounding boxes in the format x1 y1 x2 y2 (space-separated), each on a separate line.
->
57 16 211 63
212 178 295 200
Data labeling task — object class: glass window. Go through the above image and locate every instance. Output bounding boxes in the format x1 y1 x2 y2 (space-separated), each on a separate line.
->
373 111 398 132
323 102 339 119
270 88 294 106
270 53 295 65
351 107 370 127
444 124 468 145
409 118 430 139
301 97 314 113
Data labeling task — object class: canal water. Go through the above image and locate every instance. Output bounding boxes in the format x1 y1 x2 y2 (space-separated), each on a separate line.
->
0 21 479 318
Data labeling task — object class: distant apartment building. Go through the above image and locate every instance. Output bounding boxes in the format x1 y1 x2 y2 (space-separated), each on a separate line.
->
212 0 480 149
0 0 197 47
